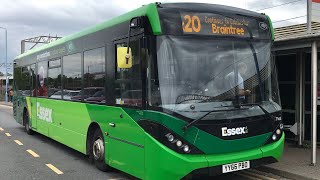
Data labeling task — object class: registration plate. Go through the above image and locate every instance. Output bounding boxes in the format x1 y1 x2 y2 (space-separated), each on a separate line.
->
222 161 250 173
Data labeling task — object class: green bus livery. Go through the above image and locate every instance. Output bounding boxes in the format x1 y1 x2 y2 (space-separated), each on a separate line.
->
13 2 284 179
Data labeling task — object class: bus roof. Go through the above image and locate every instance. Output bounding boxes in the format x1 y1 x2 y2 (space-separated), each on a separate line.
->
15 3 273 61
15 3 161 60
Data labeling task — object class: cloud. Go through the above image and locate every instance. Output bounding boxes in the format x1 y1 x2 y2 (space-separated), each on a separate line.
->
0 0 307 73
0 0 123 72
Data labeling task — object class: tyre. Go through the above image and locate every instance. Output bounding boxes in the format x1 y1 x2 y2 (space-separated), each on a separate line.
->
24 110 34 135
92 128 110 171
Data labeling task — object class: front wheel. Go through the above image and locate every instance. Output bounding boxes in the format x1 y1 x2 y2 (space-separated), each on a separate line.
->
92 128 110 171
24 111 34 135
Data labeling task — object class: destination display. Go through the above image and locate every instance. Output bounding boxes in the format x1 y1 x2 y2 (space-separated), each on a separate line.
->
180 12 269 38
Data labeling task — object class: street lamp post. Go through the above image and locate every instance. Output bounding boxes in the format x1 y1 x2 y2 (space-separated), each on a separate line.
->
0 27 8 103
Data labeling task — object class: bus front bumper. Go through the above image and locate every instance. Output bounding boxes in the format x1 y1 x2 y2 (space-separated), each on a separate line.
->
144 133 284 180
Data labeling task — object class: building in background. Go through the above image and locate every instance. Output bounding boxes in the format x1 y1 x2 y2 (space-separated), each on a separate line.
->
0 75 13 100
272 0 320 148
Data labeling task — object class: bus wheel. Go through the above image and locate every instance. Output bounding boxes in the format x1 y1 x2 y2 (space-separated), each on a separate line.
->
92 128 110 171
24 110 34 135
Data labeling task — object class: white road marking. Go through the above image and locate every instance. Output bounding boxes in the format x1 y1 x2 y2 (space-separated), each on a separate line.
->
5 133 11 137
0 127 3 131
46 164 64 175
14 140 23 145
26 149 40 157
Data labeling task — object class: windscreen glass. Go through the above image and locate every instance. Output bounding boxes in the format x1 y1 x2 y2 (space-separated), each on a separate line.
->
149 36 280 120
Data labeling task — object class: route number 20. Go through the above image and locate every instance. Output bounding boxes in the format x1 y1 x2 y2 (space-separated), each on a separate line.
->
182 15 201 33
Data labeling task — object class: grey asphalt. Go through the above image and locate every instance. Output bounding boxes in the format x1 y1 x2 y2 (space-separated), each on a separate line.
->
0 104 280 180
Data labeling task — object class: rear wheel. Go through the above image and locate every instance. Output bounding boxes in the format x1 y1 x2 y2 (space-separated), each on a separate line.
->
92 128 110 171
24 110 34 135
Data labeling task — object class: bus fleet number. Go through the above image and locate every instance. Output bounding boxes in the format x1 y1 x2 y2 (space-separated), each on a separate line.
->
182 15 201 33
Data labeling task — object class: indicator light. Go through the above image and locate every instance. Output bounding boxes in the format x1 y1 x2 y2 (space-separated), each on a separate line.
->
279 123 284 130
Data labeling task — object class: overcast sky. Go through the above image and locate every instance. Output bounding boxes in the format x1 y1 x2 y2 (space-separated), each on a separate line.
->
0 0 307 73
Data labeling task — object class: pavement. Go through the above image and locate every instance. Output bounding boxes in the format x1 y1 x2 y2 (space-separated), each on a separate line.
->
258 142 320 180
0 101 12 107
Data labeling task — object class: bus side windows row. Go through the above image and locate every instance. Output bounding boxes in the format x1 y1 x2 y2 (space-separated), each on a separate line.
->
15 41 144 107
14 47 106 103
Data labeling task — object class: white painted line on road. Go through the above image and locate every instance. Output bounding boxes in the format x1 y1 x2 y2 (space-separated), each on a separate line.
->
46 164 64 175
0 104 12 109
14 140 23 145
5 133 11 137
26 149 40 157
0 127 3 131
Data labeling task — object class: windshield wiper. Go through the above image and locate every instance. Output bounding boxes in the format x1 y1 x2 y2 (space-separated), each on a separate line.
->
219 12 265 101
182 105 248 131
182 103 274 131
247 41 264 101
240 103 275 121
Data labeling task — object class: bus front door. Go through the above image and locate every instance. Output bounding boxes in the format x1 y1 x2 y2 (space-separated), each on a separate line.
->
106 108 145 179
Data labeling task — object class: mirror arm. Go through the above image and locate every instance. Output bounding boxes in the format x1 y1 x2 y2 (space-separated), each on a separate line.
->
126 18 134 64
126 17 142 63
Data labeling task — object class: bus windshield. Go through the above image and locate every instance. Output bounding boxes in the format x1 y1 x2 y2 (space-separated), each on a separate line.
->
150 35 281 120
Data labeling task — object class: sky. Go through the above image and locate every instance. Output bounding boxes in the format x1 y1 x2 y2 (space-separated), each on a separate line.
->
0 0 307 74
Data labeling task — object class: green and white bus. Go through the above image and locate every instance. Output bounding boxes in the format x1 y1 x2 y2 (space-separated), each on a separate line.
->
13 2 284 179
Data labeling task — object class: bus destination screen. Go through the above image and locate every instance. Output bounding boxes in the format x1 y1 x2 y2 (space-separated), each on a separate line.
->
180 12 269 38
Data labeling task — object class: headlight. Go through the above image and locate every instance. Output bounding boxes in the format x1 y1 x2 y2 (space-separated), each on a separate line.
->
167 134 174 142
264 123 283 145
138 119 203 154
176 140 183 147
183 145 190 153
272 134 277 141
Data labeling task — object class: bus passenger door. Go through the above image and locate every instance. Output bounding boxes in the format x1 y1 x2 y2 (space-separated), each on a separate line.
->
107 36 145 179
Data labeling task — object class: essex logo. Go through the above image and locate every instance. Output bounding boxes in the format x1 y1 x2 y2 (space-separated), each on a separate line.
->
221 126 248 137
37 102 53 123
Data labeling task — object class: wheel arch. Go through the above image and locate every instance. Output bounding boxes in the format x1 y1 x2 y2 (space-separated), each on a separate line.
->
86 122 102 156
22 107 28 126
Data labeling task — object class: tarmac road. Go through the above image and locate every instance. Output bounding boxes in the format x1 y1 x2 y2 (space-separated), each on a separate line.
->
0 104 287 180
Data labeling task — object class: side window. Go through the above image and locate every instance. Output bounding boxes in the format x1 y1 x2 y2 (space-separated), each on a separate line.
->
30 64 37 97
37 61 48 97
13 67 21 95
83 47 105 103
15 67 28 96
115 39 142 107
62 53 81 100
48 59 62 99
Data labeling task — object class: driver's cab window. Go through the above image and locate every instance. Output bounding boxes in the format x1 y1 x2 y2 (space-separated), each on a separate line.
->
115 39 142 107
